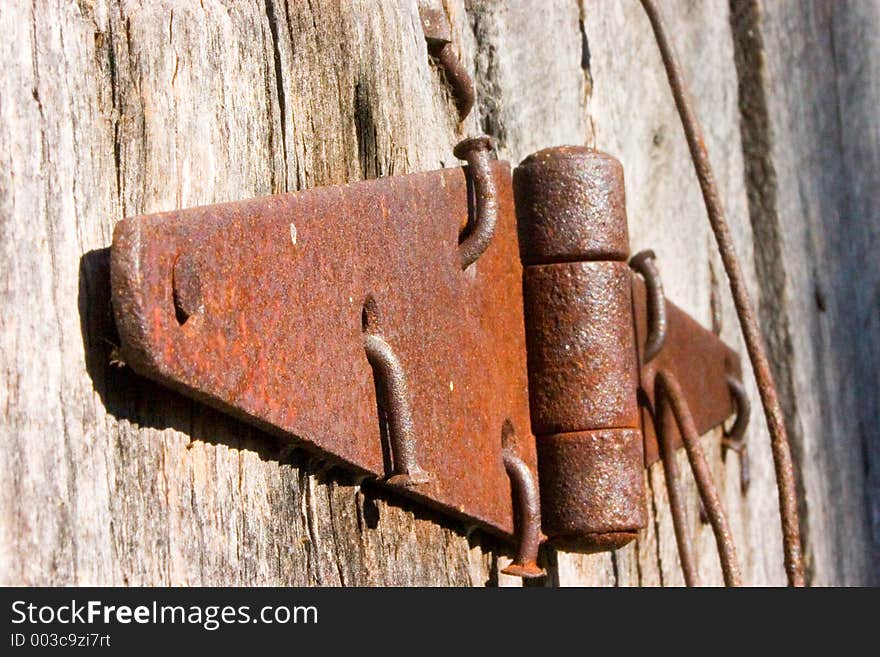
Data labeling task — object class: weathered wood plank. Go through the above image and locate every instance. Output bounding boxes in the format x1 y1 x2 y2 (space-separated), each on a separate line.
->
1 0 875 586
2 0 594 587
828 0 880 580
730 0 877 585
0 0 506 587
582 0 878 585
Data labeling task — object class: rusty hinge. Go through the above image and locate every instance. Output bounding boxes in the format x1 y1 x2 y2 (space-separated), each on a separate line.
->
513 146 744 559
110 139 745 579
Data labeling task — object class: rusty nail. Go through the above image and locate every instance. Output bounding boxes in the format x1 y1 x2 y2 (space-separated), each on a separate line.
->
657 369 742 586
419 3 475 121
454 136 498 270
723 375 751 445
722 374 751 494
363 332 431 487
500 432 545 579
630 249 667 363
433 42 476 121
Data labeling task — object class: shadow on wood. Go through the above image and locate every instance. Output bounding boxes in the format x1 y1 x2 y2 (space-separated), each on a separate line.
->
76 247 521 586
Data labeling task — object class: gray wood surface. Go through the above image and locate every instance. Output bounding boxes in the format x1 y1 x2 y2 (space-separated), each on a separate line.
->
0 0 875 586
729 0 878 584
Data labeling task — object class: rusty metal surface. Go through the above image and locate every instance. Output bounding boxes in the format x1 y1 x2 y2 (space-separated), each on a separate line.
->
536 429 645 552
514 146 630 265
112 133 751 557
513 144 744 555
522 261 640 434
514 146 645 553
111 161 533 538
640 0 804 586
634 275 743 466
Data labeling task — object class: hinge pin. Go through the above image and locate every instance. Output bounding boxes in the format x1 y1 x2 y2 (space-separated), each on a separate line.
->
514 146 645 553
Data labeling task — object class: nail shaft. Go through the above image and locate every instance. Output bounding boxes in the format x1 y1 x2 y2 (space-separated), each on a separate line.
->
630 249 667 363
455 136 498 270
500 447 545 579
363 333 430 486
433 42 476 121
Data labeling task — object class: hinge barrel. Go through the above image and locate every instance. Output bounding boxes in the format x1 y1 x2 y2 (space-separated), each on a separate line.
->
514 147 647 552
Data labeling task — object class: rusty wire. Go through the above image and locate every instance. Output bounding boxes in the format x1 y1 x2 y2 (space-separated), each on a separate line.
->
658 370 742 586
656 395 701 586
639 0 805 586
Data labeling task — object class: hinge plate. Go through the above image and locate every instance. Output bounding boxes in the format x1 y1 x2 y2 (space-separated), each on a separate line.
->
633 277 743 465
110 158 743 542
111 163 533 538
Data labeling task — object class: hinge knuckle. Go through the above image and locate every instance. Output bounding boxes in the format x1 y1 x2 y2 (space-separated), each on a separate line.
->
514 146 647 552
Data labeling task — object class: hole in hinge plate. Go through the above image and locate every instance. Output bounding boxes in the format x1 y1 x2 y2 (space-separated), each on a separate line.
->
172 252 203 326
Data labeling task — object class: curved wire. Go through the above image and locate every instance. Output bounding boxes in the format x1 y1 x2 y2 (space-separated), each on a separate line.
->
657 370 743 587
639 0 804 586
656 395 701 586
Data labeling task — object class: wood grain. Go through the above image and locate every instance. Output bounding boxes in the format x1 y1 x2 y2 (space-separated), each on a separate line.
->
730 0 878 584
0 0 500 587
0 0 875 586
